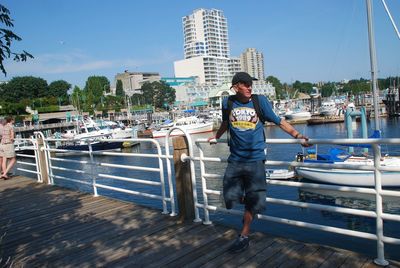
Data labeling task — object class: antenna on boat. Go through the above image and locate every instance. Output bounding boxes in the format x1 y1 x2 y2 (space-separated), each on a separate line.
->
366 0 380 134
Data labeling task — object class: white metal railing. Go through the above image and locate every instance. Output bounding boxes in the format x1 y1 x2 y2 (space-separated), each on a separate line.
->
14 131 400 265
15 135 41 182
191 137 400 266
39 134 176 216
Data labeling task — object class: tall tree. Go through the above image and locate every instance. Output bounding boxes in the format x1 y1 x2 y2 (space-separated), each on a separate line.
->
1 76 47 102
0 4 33 76
83 76 110 112
141 81 176 108
48 80 71 98
71 85 83 112
321 82 336 97
266 75 284 99
115 79 124 97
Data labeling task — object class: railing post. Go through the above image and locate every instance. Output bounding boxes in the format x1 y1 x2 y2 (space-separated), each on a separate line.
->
172 136 195 222
37 136 49 184
372 144 389 266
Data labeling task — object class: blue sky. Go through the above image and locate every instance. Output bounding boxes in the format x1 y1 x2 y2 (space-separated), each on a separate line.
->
2 0 400 88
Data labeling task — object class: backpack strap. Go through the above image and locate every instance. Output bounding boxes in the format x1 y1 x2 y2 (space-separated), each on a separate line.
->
222 95 236 122
251 94 266 124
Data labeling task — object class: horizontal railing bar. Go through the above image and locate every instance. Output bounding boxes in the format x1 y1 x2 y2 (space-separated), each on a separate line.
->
51 175 92 185
203 173 223 179
16 154 36 158
45 148 91 154
94 151 171 159
195 138 400 145
16 162 37 167
204 189 221 195
266 197 377 218
380 189 400 197
189 156 228 162
99 162 160 172
381 212 400 222
382 236 400 245
267 180 377 194
51 166 88 174
98 173 161 186
50 157 90 164
95 183 163 200
16 168 38 175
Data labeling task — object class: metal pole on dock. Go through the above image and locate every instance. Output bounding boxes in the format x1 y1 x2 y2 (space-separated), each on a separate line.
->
366 0 387 265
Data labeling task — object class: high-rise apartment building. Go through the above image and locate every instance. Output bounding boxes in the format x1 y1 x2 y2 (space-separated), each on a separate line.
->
183 8 230 59
175 8 232 85
240 48 265 81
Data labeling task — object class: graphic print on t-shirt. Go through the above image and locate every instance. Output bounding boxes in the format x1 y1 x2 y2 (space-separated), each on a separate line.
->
229 107 259 131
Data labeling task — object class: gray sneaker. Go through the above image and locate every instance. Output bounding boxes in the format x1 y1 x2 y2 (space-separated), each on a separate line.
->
228 235 249 253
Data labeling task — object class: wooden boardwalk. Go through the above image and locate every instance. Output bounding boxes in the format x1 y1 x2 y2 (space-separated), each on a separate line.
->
1 176 399 268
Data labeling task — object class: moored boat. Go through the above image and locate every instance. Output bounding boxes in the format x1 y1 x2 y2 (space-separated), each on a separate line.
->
295 148 400 187
152 116 214 138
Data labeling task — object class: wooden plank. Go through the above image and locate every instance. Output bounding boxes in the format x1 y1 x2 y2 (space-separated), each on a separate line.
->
11 203 136 259
2 197 113 239
49 217 193 267
15 206 168 265
302 247 335 268
259 241 305 267
319 250 349 268
147 225 236 267
98 222 206 267
201 232 277 268
267 242 320 267
165 227 237 267
231 239 288 267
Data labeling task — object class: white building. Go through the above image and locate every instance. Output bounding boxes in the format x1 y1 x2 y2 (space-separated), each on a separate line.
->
175 8 235 85
114 71 161 96
240 48 265 81
174 56 231 85
182 8 229 59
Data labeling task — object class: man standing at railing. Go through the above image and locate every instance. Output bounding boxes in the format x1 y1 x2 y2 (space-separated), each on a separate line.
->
208 72 310 253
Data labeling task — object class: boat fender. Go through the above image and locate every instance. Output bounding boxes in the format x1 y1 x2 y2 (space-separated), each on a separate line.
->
296 152 304 162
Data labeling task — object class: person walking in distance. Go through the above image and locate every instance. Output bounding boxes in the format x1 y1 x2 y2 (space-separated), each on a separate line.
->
208 72 311 253
1 116 16 180
0 118 4 176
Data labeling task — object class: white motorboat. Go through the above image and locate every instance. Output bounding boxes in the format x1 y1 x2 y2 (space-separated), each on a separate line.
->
319 101 339 116
152 116 214 138
295 147 400 187
266 169 295 180
284 109 312 120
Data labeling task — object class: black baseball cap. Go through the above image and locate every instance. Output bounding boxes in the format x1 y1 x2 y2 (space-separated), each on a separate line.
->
231 72 258 88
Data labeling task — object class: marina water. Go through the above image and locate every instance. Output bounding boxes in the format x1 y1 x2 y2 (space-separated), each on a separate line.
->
16 117 400 260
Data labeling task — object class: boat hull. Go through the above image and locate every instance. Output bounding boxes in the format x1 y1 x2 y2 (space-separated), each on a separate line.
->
152 122 214 138
296 167 400 187
57 141 123 151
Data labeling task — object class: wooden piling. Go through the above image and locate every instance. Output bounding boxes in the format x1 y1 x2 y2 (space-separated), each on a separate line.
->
172 136 195 223
37 136 49 184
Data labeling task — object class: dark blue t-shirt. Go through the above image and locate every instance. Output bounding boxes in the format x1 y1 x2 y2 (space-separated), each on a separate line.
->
222 95 281 162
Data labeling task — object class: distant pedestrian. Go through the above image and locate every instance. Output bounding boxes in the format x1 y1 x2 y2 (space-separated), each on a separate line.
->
1 116 16 180
208 72 311 253
0 118 4 176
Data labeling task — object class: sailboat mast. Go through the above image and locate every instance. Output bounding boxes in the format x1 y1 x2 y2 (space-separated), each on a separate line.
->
366 0 380 132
